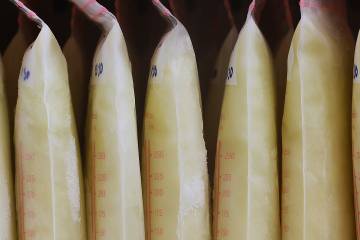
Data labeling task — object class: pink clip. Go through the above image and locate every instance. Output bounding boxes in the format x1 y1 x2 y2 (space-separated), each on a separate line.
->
249 0 256 12
28 11 36 19
80 0 96 12
17 0 25 9
92 6 107 21
153 0 170 16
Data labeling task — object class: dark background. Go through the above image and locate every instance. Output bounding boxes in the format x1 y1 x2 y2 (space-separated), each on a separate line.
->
1 0 359 53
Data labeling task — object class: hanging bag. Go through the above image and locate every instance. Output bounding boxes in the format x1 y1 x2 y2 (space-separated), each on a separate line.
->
142 1 211 239
69 0 146 238
282 0 355 238
13 1 87 239
213 0 280 239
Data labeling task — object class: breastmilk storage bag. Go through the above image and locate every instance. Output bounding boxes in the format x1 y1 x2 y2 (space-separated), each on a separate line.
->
213 4 280 240
0 56 17 240
13 3 86 239
282 1 356 239
3 25 28 136
352 31 360 237
63 8 98 144
204 26 238 179
63 31 88 146
75 1 145 239
142 1 210 239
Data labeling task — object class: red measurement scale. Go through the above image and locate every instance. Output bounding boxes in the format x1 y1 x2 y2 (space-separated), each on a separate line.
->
91 113 108 240
18 145 37 240
144 111 169 240
145 140 166 239
214 141 235 239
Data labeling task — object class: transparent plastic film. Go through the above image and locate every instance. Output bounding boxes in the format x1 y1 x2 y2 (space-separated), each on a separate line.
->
282 0 356 239
142 1 210 239
213 1 280 239
80 0 145 239
204 13 238 187
0 56 17 240
63 7 97 146
352 31 360 238
69 0 115 32
13 1 86 239
3 19 28 139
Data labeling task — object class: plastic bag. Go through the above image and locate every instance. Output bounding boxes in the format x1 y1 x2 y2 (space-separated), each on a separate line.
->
71 0 145 238
3 16 28 138
282 0 355 238
204 25 238 184
0 56 17 240
115 0 168 138
63 8 98 147
352 31 360 237
13 1 86 239
213 0 280 239
142 1 210 239
168 0 232 103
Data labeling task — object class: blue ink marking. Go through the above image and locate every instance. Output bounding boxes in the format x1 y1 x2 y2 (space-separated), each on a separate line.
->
227 66 233 80
150 65 157 78
95 63 104 77
22 68 30 81
355 65 359 79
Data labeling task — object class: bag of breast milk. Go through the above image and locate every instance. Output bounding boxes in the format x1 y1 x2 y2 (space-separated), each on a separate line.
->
204 25 237 184
115 0 169 139
12 1 86 239
142 1 211 239
0 55 17 240
213 0 280 239
282 0 355 239
69 0 145 239
63 7 99 147
352 30 360 238
3 14 29 140
169 0 232 104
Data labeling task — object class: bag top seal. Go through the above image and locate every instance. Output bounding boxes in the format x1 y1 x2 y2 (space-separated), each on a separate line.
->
69 0 116 32
248 0 266 23
153 0 178 27
9 0 43 28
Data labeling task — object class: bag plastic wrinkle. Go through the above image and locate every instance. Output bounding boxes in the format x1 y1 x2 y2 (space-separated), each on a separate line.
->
63 8 98 146
142 1 210 239
0 56 17 240
13 1 86 239
3 17 28 138
204 25 238 184
213 0 280 239
282 0 356 239
70 0 146 239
